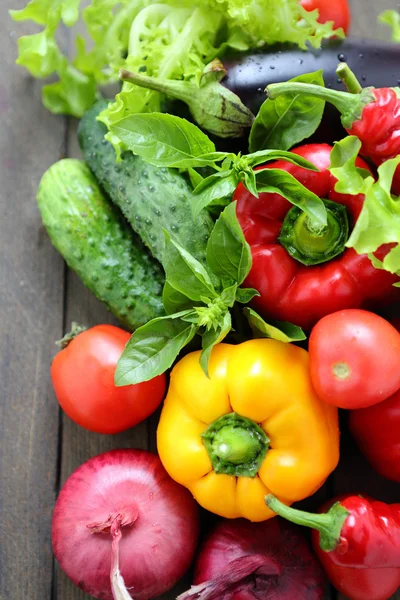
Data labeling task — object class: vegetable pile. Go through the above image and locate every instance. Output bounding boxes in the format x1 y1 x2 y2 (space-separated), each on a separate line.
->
11 0 400 598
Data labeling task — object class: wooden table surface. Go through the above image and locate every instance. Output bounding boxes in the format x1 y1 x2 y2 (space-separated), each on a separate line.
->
1 1 399 599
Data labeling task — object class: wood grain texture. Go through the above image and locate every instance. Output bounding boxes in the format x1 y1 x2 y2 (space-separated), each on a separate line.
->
0 1 66 599
2 0 399 599
349 0 397 39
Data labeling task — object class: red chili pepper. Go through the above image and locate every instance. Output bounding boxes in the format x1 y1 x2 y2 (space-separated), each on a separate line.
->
234 143 399 330
266 494 400 600
301 0 351 34
267 64 400 194
349 388 400 483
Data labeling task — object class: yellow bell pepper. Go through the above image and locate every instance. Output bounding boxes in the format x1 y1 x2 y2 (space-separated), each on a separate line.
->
157 339 339 522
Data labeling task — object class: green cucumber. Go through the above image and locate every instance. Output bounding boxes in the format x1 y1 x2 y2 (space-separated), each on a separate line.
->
78 99 214 265
37 159 164 330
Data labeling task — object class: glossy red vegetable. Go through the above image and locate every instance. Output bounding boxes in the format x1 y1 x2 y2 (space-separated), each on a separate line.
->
349 388 400 482
51 324 166 434
235 143 399 329
309 309 400 408
301 0 351 34
178 518 326 600
267 64 400 194
267 494 400 600
52 449 199 600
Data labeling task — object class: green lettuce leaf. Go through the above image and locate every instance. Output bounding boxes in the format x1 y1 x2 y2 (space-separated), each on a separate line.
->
11 0 343 121
190 0 342 48
329 137 400 279
379 10 400 42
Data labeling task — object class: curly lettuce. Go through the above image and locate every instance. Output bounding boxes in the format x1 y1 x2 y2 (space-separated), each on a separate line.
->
10 0 343 119
379 10 400 43
330 136 400 282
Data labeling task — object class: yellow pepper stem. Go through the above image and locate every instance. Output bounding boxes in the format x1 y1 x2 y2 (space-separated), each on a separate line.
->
202 413 269 477
214 426 261 465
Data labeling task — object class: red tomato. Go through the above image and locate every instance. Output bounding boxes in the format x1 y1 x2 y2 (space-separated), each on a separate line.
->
301 0 351 34
309 309 400 409
51 325 167 434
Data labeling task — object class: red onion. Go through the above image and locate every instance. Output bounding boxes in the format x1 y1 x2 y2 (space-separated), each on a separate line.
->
178 517 326 600
52 449 199 600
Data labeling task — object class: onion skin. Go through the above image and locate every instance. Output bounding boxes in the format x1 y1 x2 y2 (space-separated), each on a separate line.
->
179 518 325 600
52 449 199 600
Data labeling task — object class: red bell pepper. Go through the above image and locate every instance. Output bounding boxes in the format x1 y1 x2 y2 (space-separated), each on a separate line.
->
234 143 399 330
349 388 400 483
266 494 400 600
267 64 400 194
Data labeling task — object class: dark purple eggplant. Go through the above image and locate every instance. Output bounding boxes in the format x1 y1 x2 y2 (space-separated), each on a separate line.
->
220 38 400 148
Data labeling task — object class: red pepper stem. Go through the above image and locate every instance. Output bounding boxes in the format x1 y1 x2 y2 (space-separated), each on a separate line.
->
336 63 363 94
265 495 349 553
266 82 355 113
266 83 374 129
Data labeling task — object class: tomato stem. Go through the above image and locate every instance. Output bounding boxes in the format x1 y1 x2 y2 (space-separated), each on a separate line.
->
55 322 87 349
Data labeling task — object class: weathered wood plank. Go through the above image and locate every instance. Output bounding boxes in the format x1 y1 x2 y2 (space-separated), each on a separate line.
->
0 2 66 599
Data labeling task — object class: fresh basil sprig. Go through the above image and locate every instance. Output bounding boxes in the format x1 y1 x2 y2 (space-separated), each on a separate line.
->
115 202 305 384
249 70 326 153
110 112 328 227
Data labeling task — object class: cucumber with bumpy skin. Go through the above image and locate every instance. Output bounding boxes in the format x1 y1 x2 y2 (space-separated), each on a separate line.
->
78 99 214 265
37 159 164 330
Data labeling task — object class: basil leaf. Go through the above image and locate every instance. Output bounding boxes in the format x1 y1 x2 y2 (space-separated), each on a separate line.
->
329 136 372 195
163 281 194 315
256 168 327 227
220 283 238 307
207 202 252 285
188 168 204 189
244 308 306 342
192 172 238 216
200 312 232 377
163 231 217 302
197 152 234 163
249 70 325 152
236 287 260 303
181 310 201 324
110 113 216 168
243 170 258 198
115 315 198 385
247 149 318 171
193 170 234 194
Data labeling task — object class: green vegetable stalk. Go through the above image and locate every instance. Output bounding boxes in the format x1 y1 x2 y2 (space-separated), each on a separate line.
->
120 59 254 138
